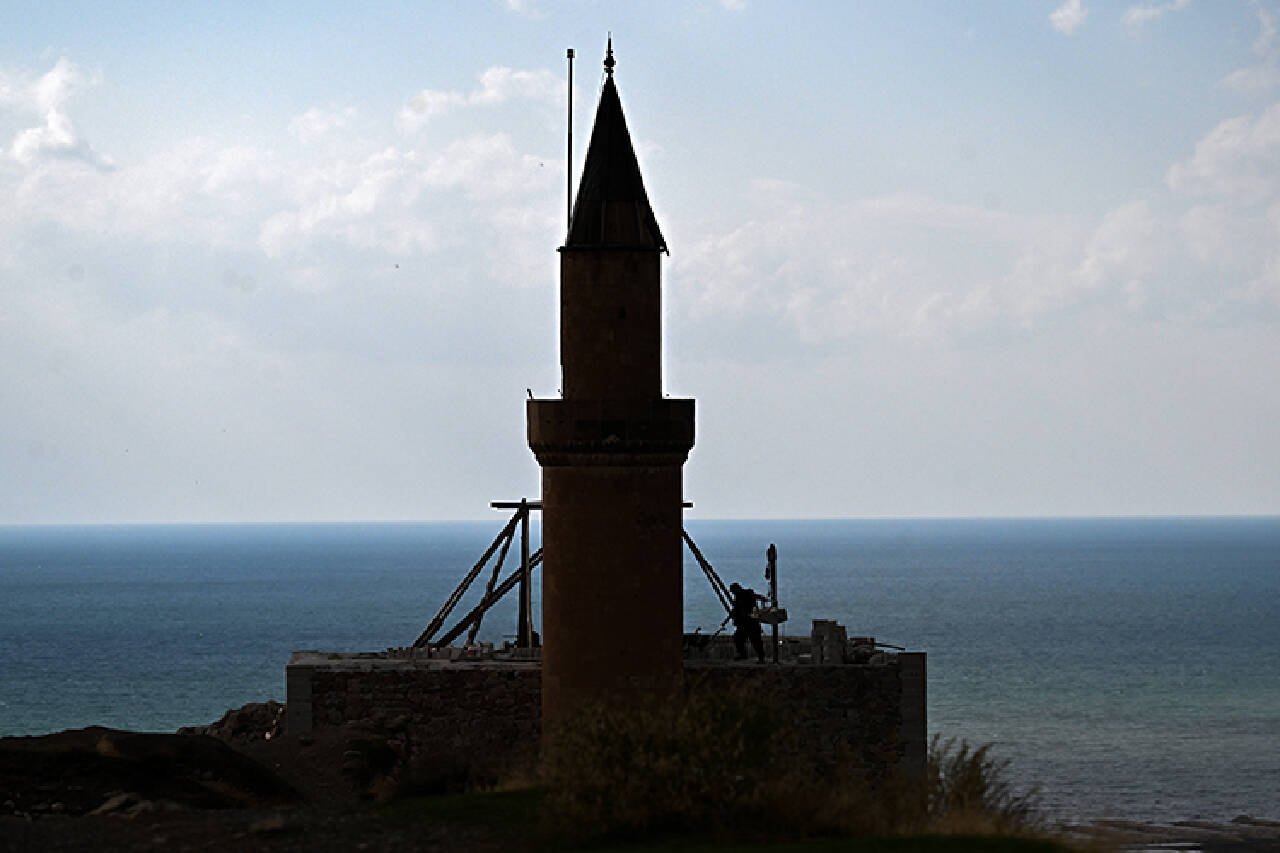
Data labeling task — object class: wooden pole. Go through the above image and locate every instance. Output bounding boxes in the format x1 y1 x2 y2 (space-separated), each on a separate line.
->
518 498 533 647
683 529 731 612
413 512 520 648
566 47 574 233
767 543 779 664
466 528 514 647
434 548 543 649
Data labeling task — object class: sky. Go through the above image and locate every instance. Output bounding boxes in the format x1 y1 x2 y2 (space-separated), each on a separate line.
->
2 1 1278 523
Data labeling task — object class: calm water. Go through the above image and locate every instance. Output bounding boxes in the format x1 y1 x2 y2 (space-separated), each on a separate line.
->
1 517 1277 824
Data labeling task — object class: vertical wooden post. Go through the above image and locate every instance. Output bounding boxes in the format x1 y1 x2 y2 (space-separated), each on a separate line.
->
566 47 575 233
767 543 779 664
518 498 532 647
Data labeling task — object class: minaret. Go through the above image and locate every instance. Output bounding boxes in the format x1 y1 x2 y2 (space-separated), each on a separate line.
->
528 40 695 723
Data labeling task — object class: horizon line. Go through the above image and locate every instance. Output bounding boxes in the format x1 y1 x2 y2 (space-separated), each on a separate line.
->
3 513 1279 528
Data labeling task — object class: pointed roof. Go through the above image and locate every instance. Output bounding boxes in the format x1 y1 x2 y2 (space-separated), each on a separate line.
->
564 43 667 253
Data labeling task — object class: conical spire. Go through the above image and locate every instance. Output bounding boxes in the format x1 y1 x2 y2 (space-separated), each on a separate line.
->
564 41 667 253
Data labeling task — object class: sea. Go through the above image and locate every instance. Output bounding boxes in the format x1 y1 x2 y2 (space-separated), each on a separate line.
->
1 516 1276 826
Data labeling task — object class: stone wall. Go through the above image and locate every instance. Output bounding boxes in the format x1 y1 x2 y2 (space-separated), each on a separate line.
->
685 657 925 775
287 655 541 781
287 649 926 781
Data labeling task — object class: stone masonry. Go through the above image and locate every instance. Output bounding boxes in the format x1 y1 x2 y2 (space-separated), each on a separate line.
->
287 633 925 782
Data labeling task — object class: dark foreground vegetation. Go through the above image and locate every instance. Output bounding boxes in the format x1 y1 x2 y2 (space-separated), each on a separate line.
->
1 693 1071 852
538 689 1042 844
7 695 1276 851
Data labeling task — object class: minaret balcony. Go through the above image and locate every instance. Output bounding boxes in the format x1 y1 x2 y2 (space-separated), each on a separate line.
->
527 398 694 467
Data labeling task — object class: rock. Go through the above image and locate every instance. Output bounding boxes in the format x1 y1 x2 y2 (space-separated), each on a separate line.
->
1233 815 1280 827
181 701 287 744
89 792 138 816
1 726 301 813
126 799 158 817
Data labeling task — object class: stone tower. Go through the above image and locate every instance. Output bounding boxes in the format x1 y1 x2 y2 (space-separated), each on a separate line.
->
527 42 695 723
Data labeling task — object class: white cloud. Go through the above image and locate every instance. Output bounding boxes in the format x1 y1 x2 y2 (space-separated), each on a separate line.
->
257 132 556 261
1254 1 1278 55
289 106 357 144
498 0 537 14
1222 3 1280 93
471 66 561 104
673 188 1087 345
6 49 1266 362
1073 201 1158 291
1 56 561 270
718 0 747 10
258 147 436 259
673 151 1280 353
973 200 1166 324
3 136 283 249
1166 101 1280 202
3 57 112 169
397 89 467 132
1221 65 1280 94
0 52 573 410
398 66 562 132
1051 0 1088 35
1241 200 1280 307
1123 0 1191 28
1154 97 1280 316
423 133 550 199
1179 204 1234 264
0 51 574 522
5 36 1280 522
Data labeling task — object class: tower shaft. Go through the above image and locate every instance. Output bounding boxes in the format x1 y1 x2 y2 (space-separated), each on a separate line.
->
528 46 693 723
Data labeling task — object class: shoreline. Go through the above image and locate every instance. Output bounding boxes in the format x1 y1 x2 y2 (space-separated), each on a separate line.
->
1061 816 1280 852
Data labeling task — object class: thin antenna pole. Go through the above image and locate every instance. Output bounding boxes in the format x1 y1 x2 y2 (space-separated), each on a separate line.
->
566 47 575 233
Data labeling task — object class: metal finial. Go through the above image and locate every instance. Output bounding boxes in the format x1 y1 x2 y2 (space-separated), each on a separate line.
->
604 34 615 76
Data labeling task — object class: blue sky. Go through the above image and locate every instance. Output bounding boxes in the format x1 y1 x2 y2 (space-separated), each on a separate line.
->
2 1 1278 522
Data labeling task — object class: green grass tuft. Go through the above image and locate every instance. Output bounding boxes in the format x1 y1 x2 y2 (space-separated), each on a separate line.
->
538 689 1047 846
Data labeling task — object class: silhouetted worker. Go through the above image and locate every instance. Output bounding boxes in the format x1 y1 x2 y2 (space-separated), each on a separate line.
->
729 582 767 663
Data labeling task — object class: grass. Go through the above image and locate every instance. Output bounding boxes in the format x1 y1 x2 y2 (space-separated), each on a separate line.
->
387 688 1067 852
538 689 1046 844
387 785 1072 852
574 839 1073 853
383 786 544 839
387 786 1073 853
